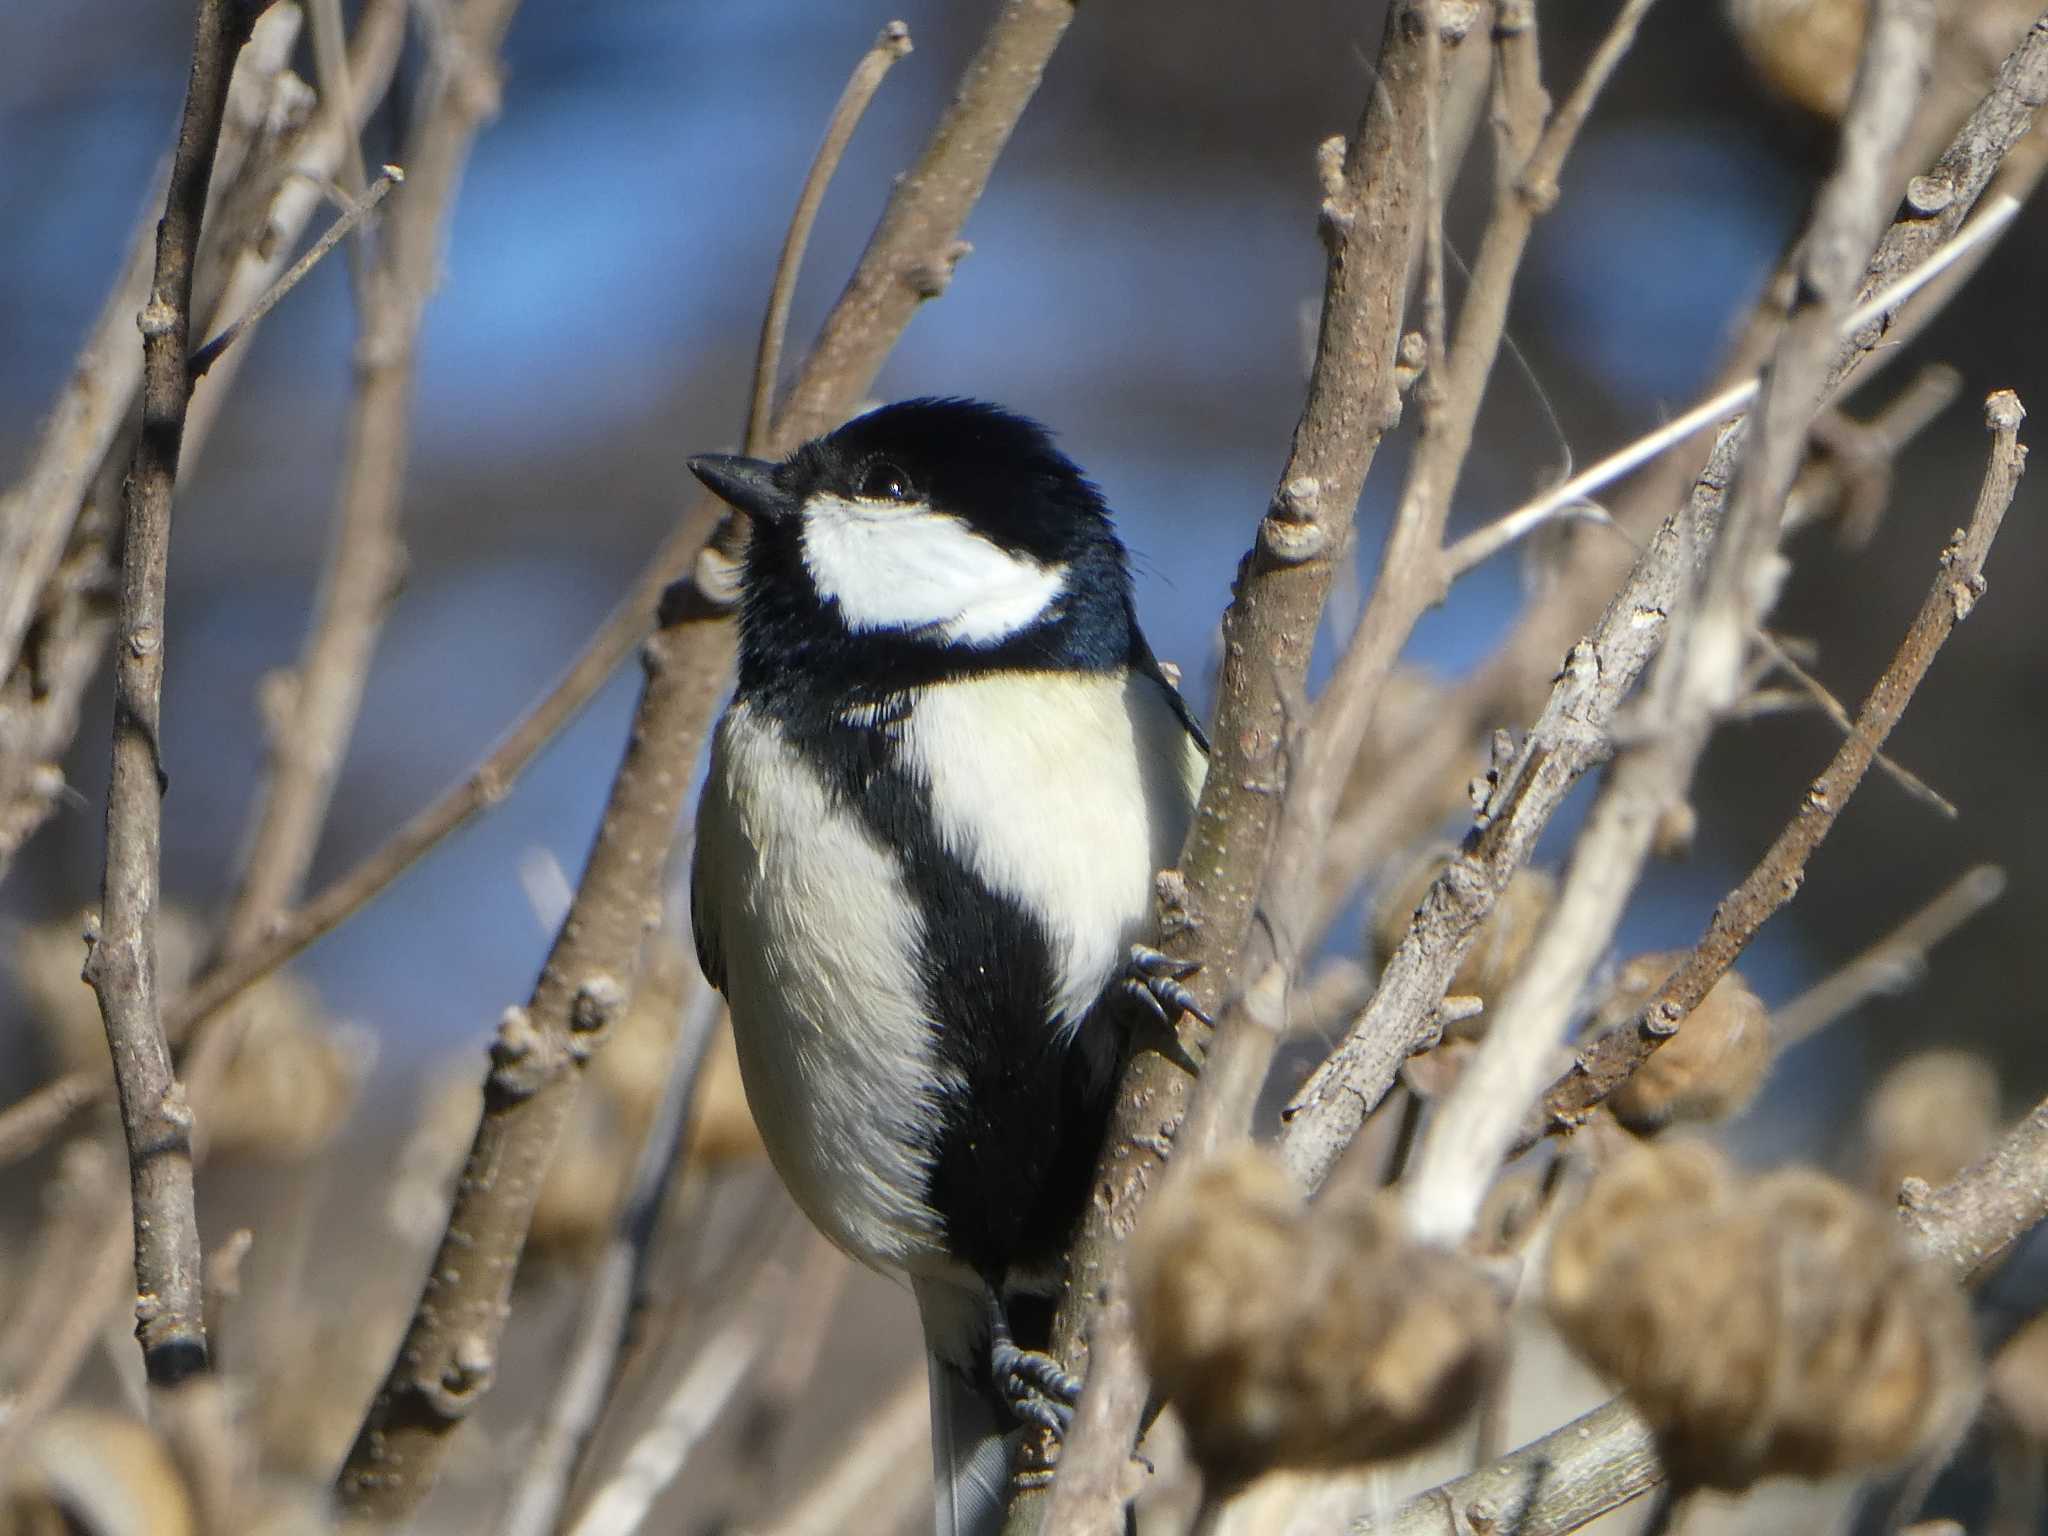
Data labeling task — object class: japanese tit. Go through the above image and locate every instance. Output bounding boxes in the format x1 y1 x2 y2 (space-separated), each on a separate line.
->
688 399 1208 1536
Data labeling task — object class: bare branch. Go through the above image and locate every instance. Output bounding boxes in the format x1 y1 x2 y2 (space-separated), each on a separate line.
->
746 21 915 456
562 1275 792 1536
185 162 403 380
1755 631 1954 817
0 1070 102 1166
746 1369 931 1536
1439 191 2017 580
1281 10 2046 1194
1525 389 2023 1150
1399 0 1937 1248
1028 3 1443 1520
0 5 299 691
1898 1094 2048 1282
0 0 407 892
80 0 284 1392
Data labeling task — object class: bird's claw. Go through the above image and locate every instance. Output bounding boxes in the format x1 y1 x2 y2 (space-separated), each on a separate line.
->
992 1335 1081 1439
1118 943 1211 1028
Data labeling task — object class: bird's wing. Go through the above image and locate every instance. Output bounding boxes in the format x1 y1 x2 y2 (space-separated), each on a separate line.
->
689 764 729 994
1128 627 1209 754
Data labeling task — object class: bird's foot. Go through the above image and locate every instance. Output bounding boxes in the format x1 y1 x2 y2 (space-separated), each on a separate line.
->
990 1315 1082 1439
1117 943 1211 1028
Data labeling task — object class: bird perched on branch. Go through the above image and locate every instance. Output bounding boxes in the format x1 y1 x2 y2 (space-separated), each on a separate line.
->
688 398 1208 1536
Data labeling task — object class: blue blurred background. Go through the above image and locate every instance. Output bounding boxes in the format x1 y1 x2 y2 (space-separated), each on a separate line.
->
3 0 2043 1164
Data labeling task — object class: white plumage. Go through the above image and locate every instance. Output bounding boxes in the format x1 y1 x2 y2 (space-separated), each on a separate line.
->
903 670 1206 1034
694 698 956 1275
800 492 1069 644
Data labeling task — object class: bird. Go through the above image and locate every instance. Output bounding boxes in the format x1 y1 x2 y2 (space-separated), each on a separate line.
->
687 398 1208 1535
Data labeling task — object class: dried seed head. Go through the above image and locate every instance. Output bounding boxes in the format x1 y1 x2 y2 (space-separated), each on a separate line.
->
1374 854 1555 1037
1548 1143 1980 1489
1473 1168 1553 1256
1724 0 1868 118
1866 1050 1999 1197
203 973 370 1163
390 950 757 1270
1596 954 1773 1133
14 908 206 1077
0 1410 196 1536
1989 1311 2048 1445
1547 1139 1734 1321
1725 1 2041 156
1133 1147 1504 1487
13 905 367 1163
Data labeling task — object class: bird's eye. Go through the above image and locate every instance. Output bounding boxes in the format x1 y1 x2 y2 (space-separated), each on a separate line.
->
857 461 914 502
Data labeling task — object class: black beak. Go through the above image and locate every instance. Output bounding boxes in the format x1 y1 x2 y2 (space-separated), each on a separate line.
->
687 453 793 523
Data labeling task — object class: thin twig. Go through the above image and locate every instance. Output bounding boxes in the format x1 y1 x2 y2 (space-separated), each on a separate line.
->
1773 863 2006 1047
0 5 299 692
0 0 407 891
1787 362 1964 540
1305 0 1654 855
1438 193 2019 578
0 6 324 884
0 1071 102 1165
744 1368 930 1536
335 1 1084 1517
186 163 403 379
744 21 914 456
562 1275 792 1536
1526 389 2024 1151
1898 1094 2048 1282
1755 629 1954 816
81 0 281 1392
498 982 723 1536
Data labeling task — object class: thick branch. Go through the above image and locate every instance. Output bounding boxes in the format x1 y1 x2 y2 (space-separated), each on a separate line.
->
1028 7 1441 1527
81 0 274 1392
746 21 915 456
333 2 1082 1518
1898 1095 2048 1281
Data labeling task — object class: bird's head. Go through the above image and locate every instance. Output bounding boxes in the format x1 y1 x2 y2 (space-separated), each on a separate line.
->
690 398 1136 691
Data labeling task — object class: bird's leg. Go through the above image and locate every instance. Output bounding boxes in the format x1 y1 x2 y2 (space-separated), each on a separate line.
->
987 1290 1082 1439
1117 942 1211 1028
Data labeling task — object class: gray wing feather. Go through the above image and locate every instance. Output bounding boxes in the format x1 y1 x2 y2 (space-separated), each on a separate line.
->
689 823 726 994
917 1279 1012 1536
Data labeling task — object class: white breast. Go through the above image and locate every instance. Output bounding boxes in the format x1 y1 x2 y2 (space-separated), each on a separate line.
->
694 701 952 1274
900 670 1206 1033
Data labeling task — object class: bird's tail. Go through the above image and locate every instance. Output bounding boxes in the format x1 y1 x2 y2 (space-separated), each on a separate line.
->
915 1280 1012 1536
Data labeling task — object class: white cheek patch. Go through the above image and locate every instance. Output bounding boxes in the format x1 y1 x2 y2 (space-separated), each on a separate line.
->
800 494 1066 644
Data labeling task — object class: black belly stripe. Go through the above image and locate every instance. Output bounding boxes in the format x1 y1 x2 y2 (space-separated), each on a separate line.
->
758 684 1116 1282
